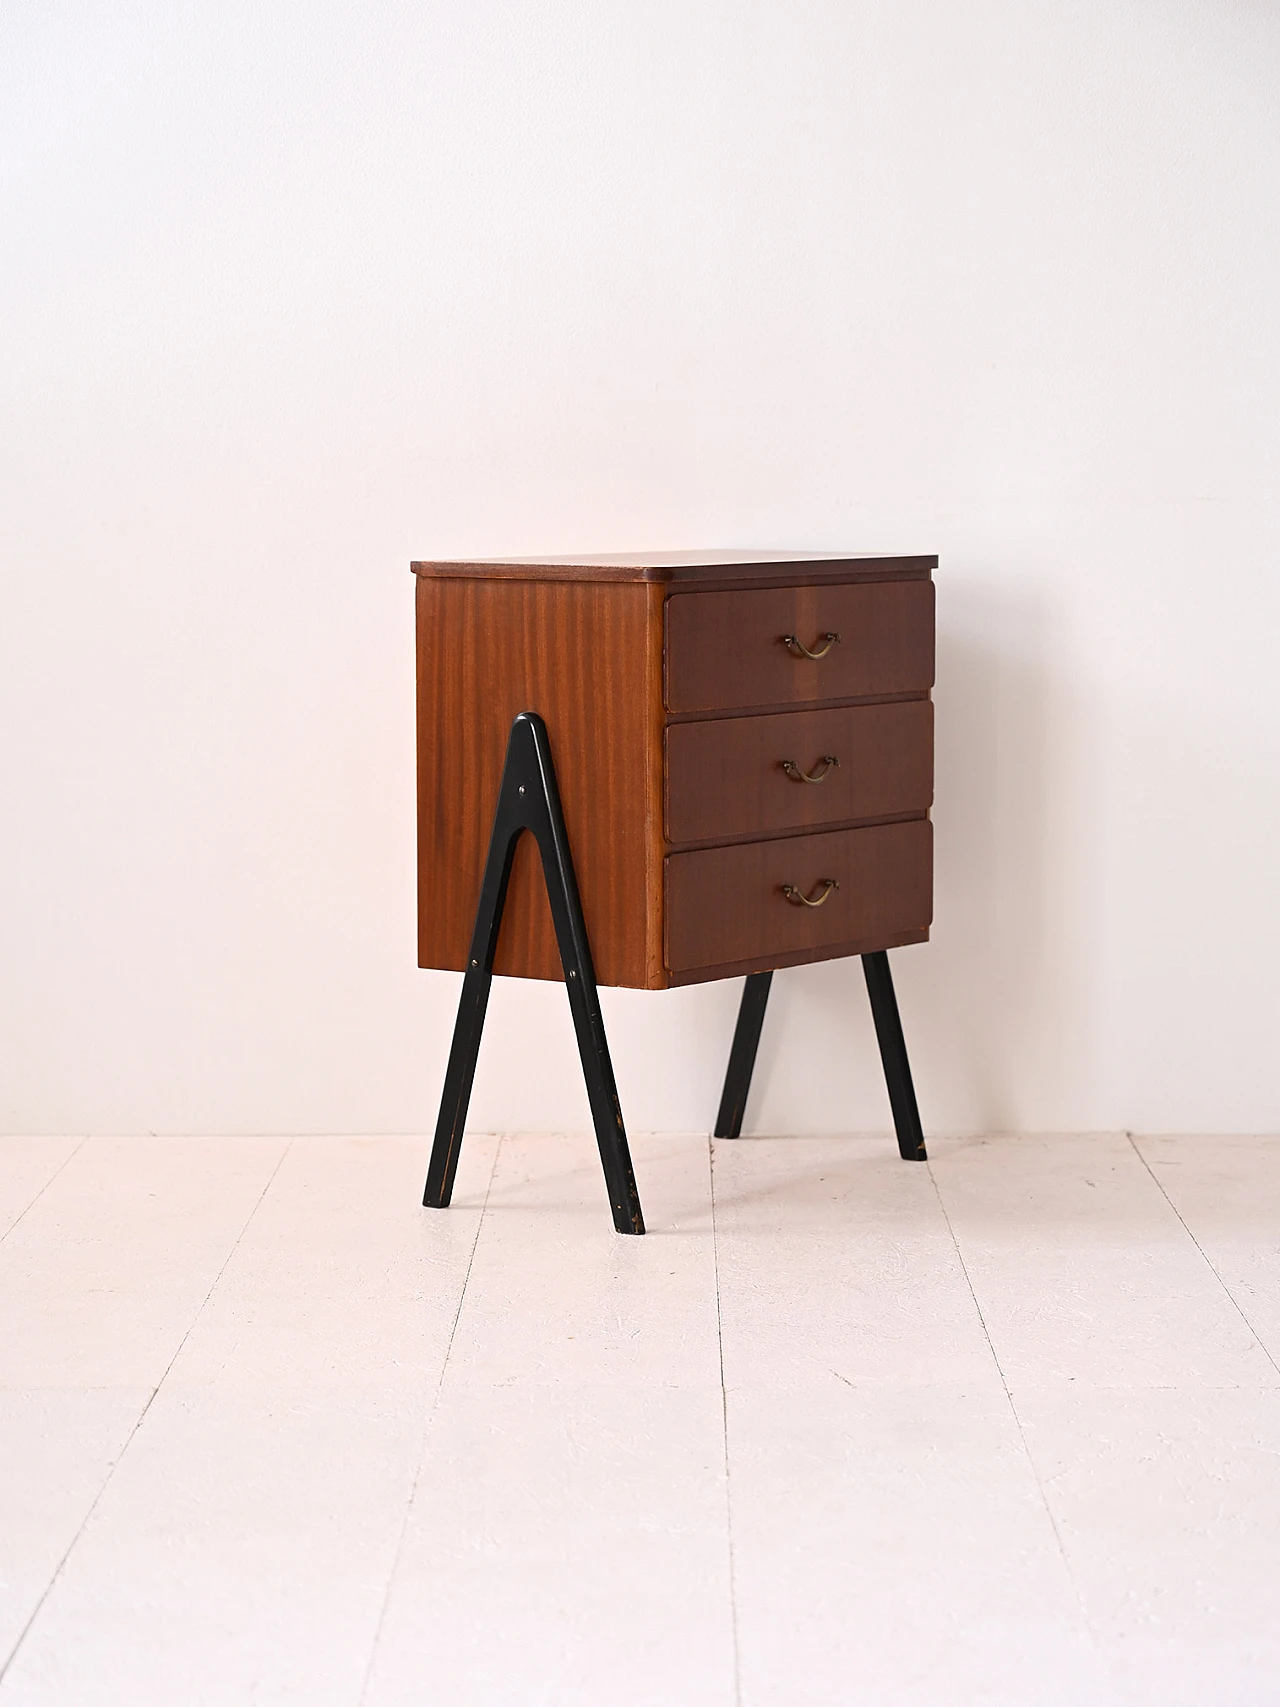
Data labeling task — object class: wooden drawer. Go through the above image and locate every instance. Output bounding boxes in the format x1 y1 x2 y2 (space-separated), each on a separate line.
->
665 700 933 846
664 579 935 713
665 819 932 980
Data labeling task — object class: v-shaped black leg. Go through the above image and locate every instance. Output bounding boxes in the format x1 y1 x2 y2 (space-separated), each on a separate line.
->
423 712 645 1234
711 955 927 1160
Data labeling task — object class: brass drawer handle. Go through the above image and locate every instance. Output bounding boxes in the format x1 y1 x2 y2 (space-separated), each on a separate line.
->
781 755 839 784
781 631 841 660
781 878 840 907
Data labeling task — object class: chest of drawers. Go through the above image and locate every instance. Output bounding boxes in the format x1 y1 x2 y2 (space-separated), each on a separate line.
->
415 552 935 989
415 550 935 1233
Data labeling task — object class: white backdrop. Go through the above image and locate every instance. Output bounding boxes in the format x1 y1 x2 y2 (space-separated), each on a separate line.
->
3 0 1278 1137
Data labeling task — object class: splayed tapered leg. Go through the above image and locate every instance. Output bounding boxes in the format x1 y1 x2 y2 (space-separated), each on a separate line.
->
862 949 927 1160
714 971 773 1139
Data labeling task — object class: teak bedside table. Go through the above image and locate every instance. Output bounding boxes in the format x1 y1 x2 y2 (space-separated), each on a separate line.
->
415 551 936 1233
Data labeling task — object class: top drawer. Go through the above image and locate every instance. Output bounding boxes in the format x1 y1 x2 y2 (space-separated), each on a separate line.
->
665 579 935 714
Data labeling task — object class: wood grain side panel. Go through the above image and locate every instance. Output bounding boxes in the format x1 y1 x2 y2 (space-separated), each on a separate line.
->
665 700 933 845
665 579 935 713
416 577 662 987
665 820 932 979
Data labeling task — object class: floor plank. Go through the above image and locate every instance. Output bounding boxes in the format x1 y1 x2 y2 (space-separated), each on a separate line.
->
0 1135 497 1705
730 1382 1115 1707
1133 1135 1280 1374
711 1136 992 1389
1 1383 427 1707
0 1137 288 1389
364 1384 735 1707
442 1134 722 1390
928 1134 1278 1389
0 1139 83 1243
1015 1384 1280 1706
170 1135 498 1390
365 1133 734 1705
0 1388 148 1662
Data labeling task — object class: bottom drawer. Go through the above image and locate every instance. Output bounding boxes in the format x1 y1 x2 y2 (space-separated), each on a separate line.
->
665 820 932 980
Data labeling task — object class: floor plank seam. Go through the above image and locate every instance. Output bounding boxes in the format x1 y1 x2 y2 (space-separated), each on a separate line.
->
356 1133 501 1706
925 1156 1104 1660
708 1136 743 1707
0 1136 295 1688
1126 1132 1280 1382
0 1137 88 1247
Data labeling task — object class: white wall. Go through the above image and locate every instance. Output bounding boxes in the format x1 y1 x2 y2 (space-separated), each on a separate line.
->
3 0 1278 1138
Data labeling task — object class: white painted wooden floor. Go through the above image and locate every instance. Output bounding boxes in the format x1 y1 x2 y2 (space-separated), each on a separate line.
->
1 1132 1278 1705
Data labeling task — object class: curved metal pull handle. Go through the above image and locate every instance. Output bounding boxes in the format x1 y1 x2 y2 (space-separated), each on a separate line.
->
781 878 840 907
781 631 841 660
781 755 840 784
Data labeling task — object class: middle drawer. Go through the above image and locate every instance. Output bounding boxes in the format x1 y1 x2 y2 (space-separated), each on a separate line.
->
665 699 933 846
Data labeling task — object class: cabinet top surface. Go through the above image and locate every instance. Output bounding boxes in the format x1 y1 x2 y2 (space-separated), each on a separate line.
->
412 551 936 586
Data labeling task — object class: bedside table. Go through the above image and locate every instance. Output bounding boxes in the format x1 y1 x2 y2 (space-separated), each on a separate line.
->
415 551 936 1232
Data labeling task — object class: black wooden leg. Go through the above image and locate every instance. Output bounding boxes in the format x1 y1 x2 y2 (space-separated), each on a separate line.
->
523 716 644 1234
423 963 495 1209
422 712 645 1234
556 961 642 1232
714 971 773 1138
862 950 927 1160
